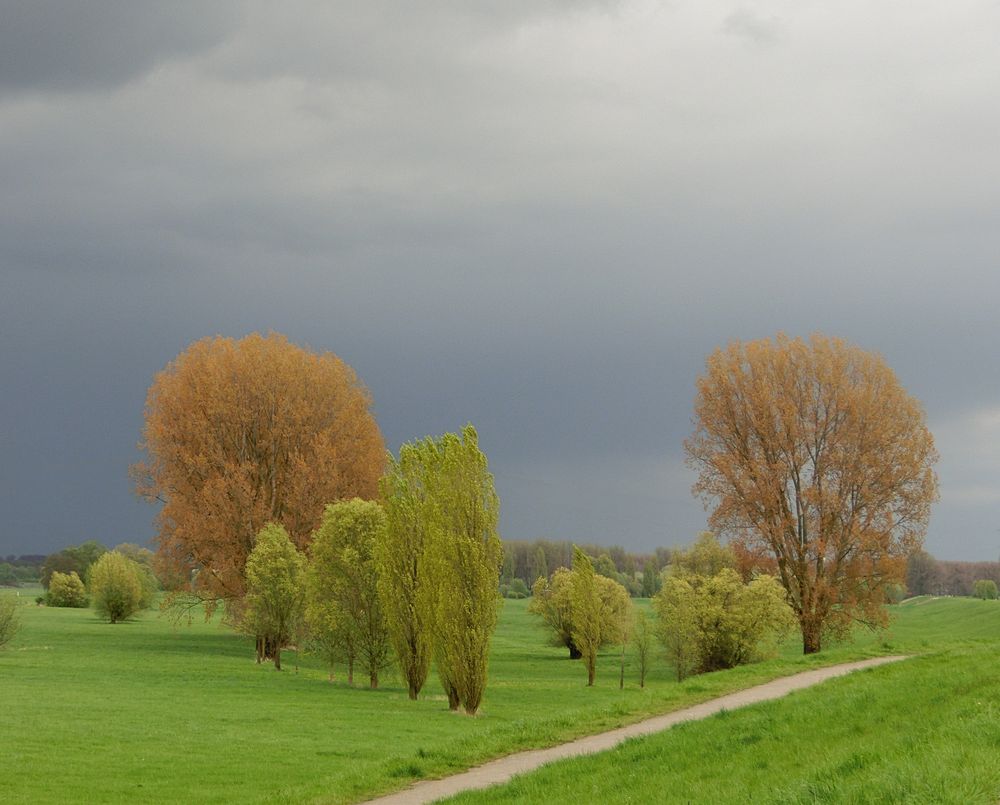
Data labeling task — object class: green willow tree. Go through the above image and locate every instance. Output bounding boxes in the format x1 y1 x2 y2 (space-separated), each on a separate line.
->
89 551 147 623
376 442 435 700
530 564 631 663
307 499 392 687
530 546 548 584
245 523 305 671
570 547 603 686
0 596 20 649
47 571 88 608
632 609 653 688
377 425 502 714
422 426 502 715
655 566 794 680
973 579 998 600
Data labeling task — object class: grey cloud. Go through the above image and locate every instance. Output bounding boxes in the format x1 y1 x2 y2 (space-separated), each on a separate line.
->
1 1 999 558
722 8 783 45
0 1 241 94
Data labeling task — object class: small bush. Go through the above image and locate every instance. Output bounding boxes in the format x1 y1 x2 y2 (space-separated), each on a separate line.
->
654 568 795 680
89 552 147 623
503 578 529 599
885 583 907 604
47 571 88 608
0 596 20 648
973 579 998 600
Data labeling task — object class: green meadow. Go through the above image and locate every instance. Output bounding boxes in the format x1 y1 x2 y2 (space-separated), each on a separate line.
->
449 626 1000 803
1 590 997 804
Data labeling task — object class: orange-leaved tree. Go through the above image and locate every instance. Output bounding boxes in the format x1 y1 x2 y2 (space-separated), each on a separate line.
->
685 333 938 654
133 332 385 633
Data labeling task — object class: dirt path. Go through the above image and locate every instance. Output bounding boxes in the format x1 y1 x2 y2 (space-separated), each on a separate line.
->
364 655 908 805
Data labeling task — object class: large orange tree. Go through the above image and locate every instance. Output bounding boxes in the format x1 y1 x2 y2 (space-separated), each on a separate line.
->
685 334 938 653
134 332 385 613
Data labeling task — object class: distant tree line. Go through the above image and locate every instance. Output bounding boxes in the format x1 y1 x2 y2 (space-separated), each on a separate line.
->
0 559 42 587
500 539 672 598
32 540 160 618
906 550 1000 597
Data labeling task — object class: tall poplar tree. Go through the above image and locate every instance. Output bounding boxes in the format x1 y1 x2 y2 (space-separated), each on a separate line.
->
376 442 435 700
530 546 548 584
570 546 602 686
377 425 502 714
423 426 502 715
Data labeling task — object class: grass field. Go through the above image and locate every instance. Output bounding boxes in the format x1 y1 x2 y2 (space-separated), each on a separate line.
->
447 640 1000 804
444 595 1000 804
1 590 997 803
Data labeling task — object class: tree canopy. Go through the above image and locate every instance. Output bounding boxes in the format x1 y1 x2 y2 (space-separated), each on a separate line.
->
686 334 938 653
40 541 107 589
530 552 631 684
377 425 502 713
89 551 148 623
0 596 19 649
376 442 435 700
306 499 392 687
47 571 88 608
973 579 998 600
570 547 604 687
655 564 794 680
134 332 384 608
245 523 305 670
421 425 503 714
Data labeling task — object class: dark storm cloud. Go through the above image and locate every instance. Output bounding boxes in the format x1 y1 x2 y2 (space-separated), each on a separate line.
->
2 0 999 559
0 2 241 94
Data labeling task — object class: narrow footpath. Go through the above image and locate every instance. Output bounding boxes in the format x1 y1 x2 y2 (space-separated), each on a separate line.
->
364 655 908 805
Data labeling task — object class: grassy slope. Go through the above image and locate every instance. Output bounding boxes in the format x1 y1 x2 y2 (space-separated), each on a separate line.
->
448 597 1000 804
0 592 995 803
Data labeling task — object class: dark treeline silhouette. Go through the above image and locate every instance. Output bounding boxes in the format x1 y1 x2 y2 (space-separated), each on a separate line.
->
3 555 45 566
907 549 1000 596
0 555 45 586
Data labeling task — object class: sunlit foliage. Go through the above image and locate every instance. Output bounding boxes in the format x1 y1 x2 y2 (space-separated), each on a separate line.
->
133 332 384 615
686 334 938 652
245 523 305 670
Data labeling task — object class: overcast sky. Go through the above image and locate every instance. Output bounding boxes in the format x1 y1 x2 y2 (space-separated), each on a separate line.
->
2 1 999 560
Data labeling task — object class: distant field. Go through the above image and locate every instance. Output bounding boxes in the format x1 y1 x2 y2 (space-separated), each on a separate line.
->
0 592 997 803
448 640 1000 804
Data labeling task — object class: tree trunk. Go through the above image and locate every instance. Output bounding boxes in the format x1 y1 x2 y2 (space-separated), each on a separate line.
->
568 639 582 660
370 669 378 689
801 619 822 654
446 684 460 711
619 644 625 690
408 682 418 700
348 656 354 686
587 656 595 686
256 635 279 663
274 646 282 671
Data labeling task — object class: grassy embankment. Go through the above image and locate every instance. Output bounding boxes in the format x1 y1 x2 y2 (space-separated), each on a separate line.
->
447 596 1000 805
0 589 996 803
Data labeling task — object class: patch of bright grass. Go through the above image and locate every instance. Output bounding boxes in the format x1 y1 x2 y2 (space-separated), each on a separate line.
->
1 590 998 803
447 643 1000 804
